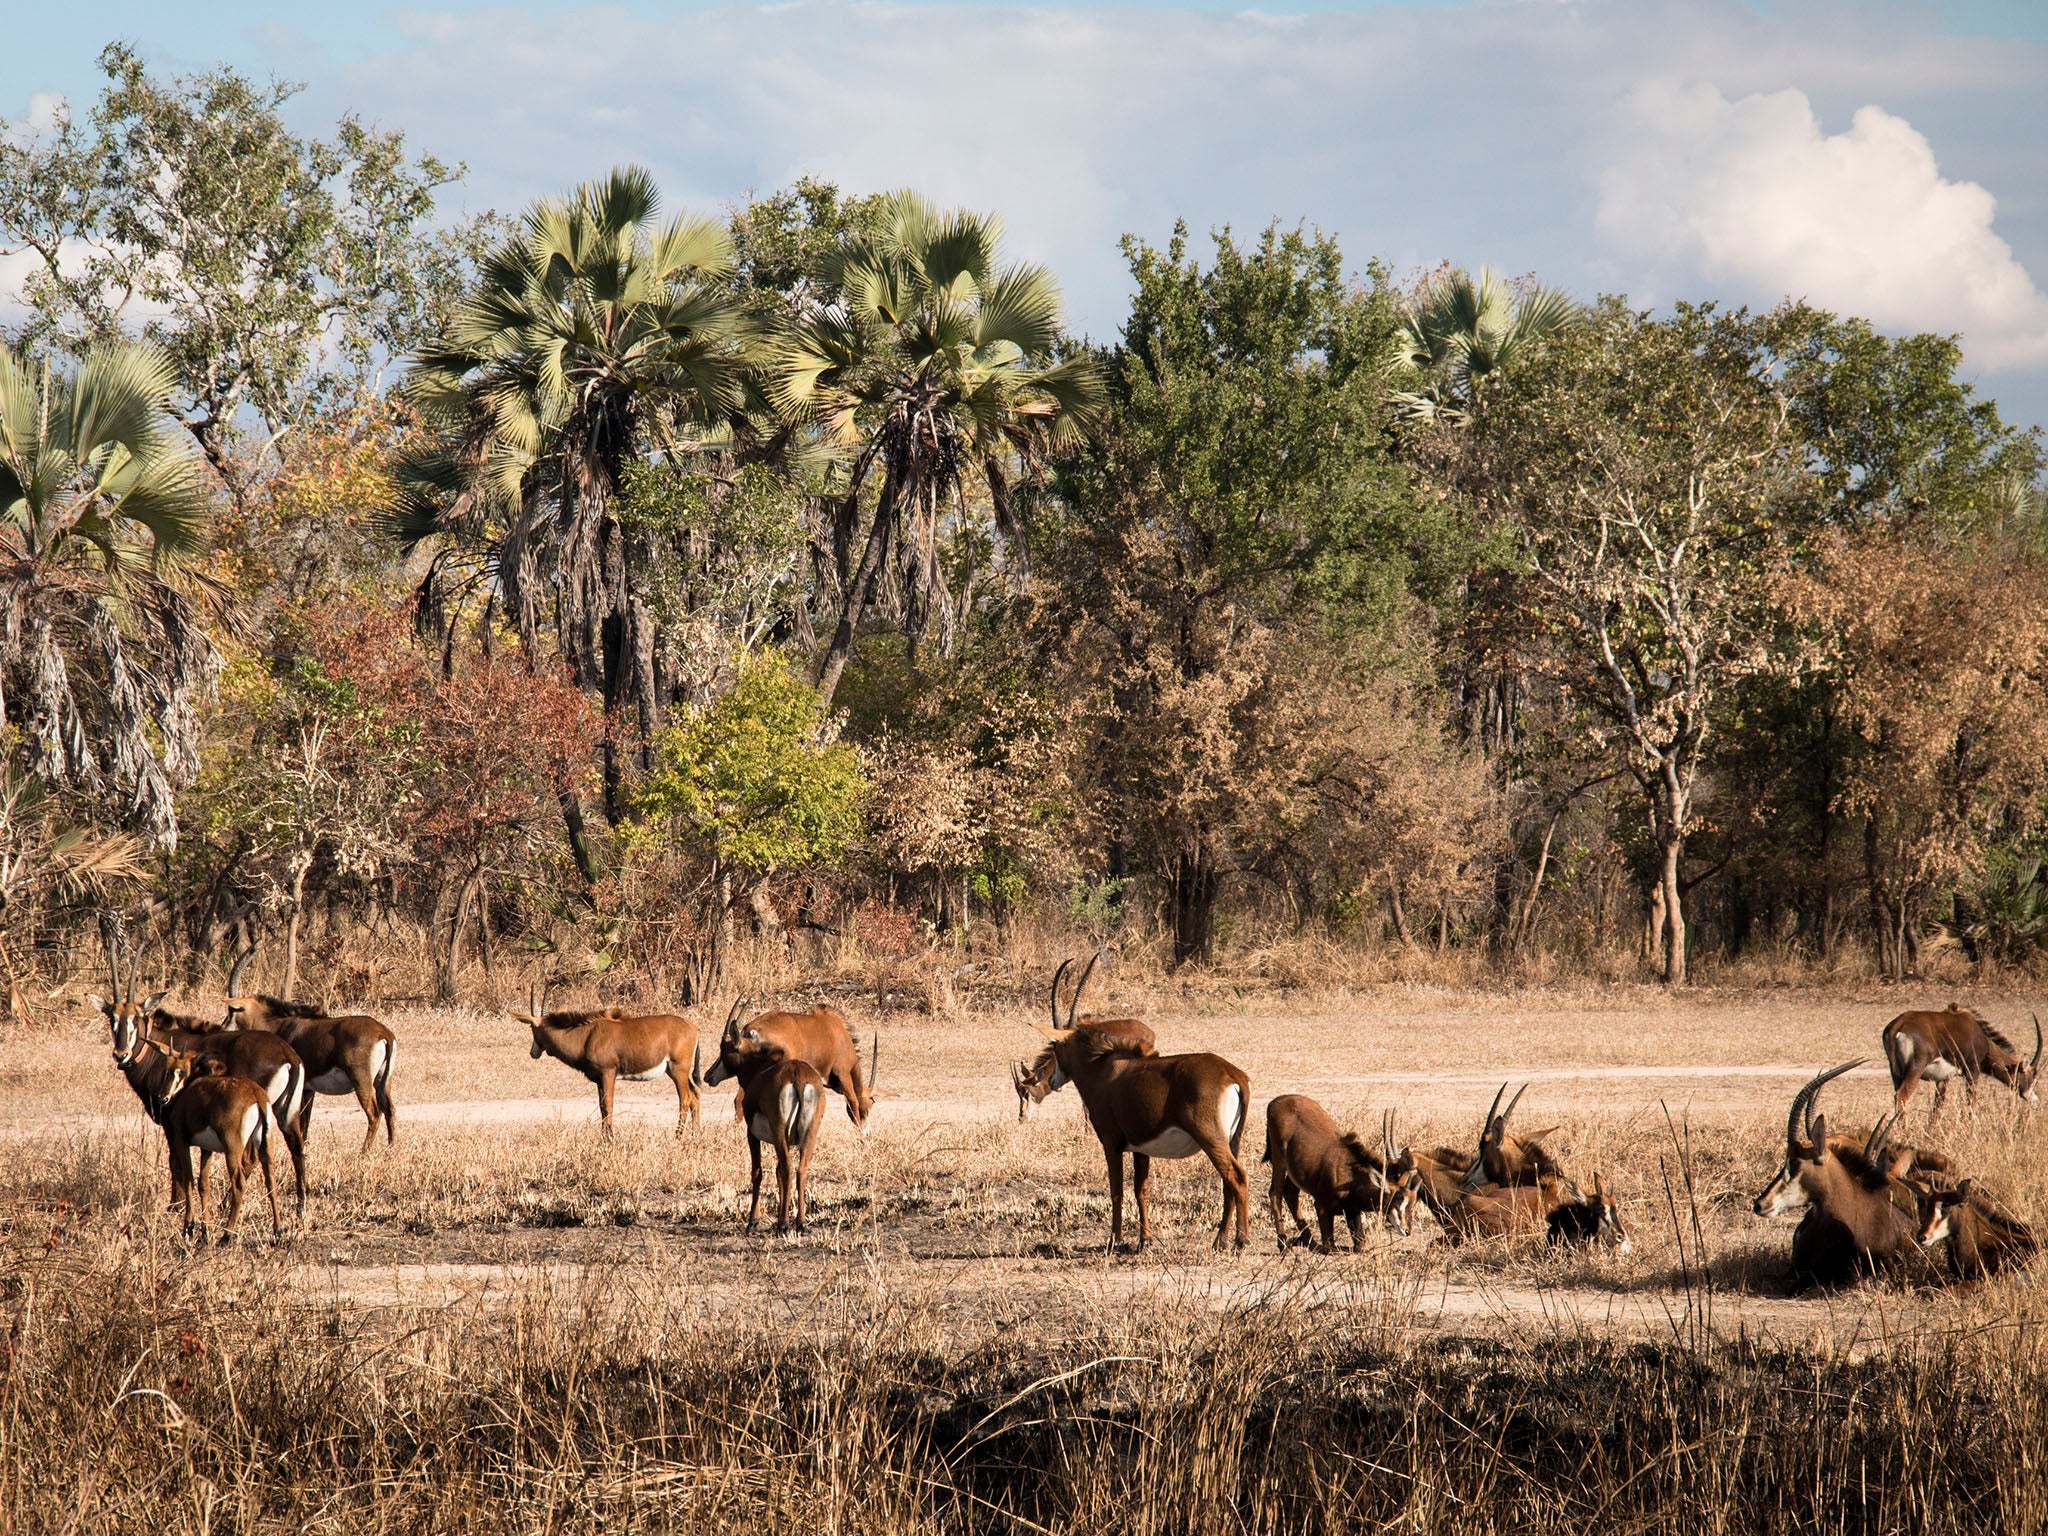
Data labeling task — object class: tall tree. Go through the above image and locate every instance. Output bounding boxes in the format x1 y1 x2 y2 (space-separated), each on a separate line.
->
0 338 217 846
1390 266 1580 424
769 192 1103 706
0 45 476 512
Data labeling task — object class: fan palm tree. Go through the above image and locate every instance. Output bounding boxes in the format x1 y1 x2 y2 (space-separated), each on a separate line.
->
769 192 1103 706
1390 266 1579 423
396 166 751 815
0 338 216 847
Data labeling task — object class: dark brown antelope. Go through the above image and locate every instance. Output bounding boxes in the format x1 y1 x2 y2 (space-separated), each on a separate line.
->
1882 1005 2041 1120
1386 1117 1477 1224
1012 954 1156 1120
1545 1173 1632 1251
1752 1122 1947 1222
512 985 702 1133
704 999 875 1130
1262 1094 1404 1251
1032 1022 1252 1252
713 1023 828 1234
109 1033 281 1243
1915 1179 2037 1284
1769 1061 1918 1289
224 994 397 1152
1463 1083 1574 1194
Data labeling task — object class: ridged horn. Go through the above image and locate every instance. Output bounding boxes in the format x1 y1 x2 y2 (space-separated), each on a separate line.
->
1788 1060 1862 1149
1481 1083 1507 1142
2033 1012 2043 1068
1068 950 1103 1031
1049 959 1074 1031
723 995 748 1040
869 1031 880 1093
1500 1083 1528 1132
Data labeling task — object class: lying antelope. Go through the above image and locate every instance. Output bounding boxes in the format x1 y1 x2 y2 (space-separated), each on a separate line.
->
704 999 874 1131
1545 1173 1632 1251
512 986 702 1133
1882 1005 2041 1120
1915 1179 2037 1284
1032 1023 1252 1252
1262 1095 1406 1251
1752 1123 1947 1222
1012 954 1155 1120
1428 1176 1575 1243
224 994 397 1151
1771 1061 1917 1289
1463 1084 1573 1195
712 1022 827 1234
109 1032 281 1243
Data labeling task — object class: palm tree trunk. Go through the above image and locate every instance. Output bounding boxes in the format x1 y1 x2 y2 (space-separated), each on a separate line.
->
813 478 899 709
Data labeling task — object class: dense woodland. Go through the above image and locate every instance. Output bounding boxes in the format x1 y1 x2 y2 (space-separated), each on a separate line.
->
2 47 2044 1011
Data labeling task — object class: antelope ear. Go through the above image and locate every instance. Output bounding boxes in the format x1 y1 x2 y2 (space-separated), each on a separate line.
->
224 997 252 1010
744 1026 763 1042
1809 1111 1827 1148
512 1012 539 1026
1032 1024 1074 1042
86 993 109 1017
141 991 167 1015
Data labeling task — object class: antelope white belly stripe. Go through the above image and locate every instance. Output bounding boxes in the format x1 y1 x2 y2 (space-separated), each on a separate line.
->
1924 1060 1960 1080
1132 1126 1201 1158
621 1061 668 1081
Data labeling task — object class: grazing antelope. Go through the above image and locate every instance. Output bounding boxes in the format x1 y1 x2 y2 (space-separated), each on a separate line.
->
1545 1173 1632 1251
1915 1179 2038 1284
712 1023 828 1234
1262 1094 1404 1251
1012 954 1155 1120
224 995 397 1152
1882 1005 2041 1120
1032 1022 1252 1252
109 1032 281 1243
704 999 875 1131
1768 1061 1918 1289
1463 1084 1574 1195
511 986 702 1134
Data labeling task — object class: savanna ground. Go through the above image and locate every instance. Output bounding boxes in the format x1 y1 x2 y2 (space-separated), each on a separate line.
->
6 973 2047 1532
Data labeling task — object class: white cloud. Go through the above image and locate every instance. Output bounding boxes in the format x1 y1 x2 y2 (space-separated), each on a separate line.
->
1599 81 2048 369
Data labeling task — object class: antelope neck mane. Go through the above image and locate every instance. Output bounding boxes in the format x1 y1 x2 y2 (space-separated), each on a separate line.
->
1978 1019 2016 1053
254 994 328 1020
1071 1025 1150 1060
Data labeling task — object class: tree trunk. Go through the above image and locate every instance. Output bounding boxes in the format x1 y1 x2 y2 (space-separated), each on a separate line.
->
282 858 310 1000
434 863 483 1005
1659 835 1687 986
1387 873 1414 947
813 479 898 709
1169 846 1219 968
560 791 601 887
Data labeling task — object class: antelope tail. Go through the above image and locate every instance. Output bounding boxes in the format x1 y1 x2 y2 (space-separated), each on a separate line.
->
690 1041 704 1087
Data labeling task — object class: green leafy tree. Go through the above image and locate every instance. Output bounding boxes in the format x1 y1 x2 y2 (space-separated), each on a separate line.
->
0 338 216 846
0 44 478 511
768 192 1103 704
630 654 863 997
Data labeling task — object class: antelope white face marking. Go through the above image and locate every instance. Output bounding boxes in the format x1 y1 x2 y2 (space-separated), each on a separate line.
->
1760 1173 1809 1217
1132 1126 1201 1159
309 1069 353 1095
1219 1084 1245 1142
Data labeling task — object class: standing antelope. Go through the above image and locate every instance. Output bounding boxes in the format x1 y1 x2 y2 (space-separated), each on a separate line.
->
224 995 397 1152
108 1031 281 1243
1545 1173 1632 1251
1766 1061 1918 1288
1463 1084 1574 1194
1012 954 1155 1121
137 1005 309 1218
704 999 875 1131
1881 1005 2041 1120
511 986 702 1133
711 1023 827 1234
1915 1179 2037 1283
1262 1094 1404 1251
1032 1022 1252 1252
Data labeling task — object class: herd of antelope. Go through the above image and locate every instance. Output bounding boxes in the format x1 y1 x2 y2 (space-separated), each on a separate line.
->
88 942 2041 1287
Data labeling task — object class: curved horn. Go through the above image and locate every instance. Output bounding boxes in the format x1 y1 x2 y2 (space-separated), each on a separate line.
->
1863 1113 1895 1162
869 1031 880 1093
723 995 748 1038
1481 1083 1507 1140
1500 1083 1529 1132
1048 959 1074 1031
1068 950 1103 1031
1788 1060 1862 1149
99 914 122 1003
2033 1012 2043 1069
1382 1108 1396 1164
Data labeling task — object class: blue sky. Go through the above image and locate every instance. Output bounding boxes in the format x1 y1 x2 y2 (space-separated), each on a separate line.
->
6 1 2047 440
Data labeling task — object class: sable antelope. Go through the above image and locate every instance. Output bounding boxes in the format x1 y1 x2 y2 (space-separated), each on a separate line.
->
1752 1125 1949 1221
1770 1061 1917 1289
1033 1022 1252 1252
1013 955 1156 1121
511 986 702 1134
1915 1178 2038 1283
1545 1173 1632 1251
224 995 397 1152
1882 1004 2042 1120
704 999 875 1131
1262 1095 1406 1251
108 1032 281 1243
139 1006 309 1218
1463 1084 1574 1195
713 1023 828 1234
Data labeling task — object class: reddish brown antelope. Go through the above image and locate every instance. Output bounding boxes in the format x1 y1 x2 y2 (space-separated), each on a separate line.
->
109 1033 282 1243
1752 1123 1946 1222
1032 1022 1252 1252
224 994 397 1152
1882 1004 2041 1120
1429 1175 1575 1243
1463 1084 1574 1194
512 986 702 1133
712 1023 828 1234
1915 1179 2037 1283
1262 1094 1403 1251
1012 954 1155 1121
704 999 875 1131
1545 1173 1632 1251
1769 1061 1918 1289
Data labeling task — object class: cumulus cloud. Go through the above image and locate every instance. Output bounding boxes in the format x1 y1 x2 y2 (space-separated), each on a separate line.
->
1599 81 2048 369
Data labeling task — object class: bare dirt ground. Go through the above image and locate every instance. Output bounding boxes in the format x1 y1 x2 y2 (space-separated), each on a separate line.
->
9 981 2043 1352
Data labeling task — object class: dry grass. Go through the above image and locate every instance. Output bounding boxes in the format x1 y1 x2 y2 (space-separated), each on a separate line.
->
8 979 2048 1530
